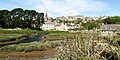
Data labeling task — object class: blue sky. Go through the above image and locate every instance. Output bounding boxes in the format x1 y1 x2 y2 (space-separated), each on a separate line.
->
0 0 120 17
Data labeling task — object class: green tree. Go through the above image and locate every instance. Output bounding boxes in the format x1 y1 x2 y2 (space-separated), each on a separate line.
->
0 8 44 30
0 10 11 28
102 16 120 24
81 22 100 30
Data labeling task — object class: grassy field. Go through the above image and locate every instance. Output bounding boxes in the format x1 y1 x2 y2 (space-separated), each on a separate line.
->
42 31 80 41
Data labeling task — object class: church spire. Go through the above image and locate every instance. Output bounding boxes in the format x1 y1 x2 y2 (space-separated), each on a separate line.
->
44 11 48 22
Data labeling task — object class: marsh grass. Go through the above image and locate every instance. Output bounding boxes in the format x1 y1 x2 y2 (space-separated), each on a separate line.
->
0 29 38 42
0 40 63 52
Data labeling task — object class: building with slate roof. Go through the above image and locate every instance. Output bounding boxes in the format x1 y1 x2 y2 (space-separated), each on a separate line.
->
65 23 79 31
100 24 120 36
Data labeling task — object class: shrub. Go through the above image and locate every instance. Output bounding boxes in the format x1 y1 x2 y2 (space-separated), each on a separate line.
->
57 32 119 60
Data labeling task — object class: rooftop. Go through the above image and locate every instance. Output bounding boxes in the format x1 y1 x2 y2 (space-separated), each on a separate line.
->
100 24 120 31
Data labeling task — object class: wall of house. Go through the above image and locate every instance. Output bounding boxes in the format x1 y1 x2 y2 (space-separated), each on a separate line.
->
41 24 55 30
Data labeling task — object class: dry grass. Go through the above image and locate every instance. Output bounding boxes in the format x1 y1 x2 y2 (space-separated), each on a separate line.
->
56 32 119 60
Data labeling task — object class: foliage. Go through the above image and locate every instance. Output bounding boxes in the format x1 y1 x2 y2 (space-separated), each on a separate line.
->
57 32 119 60
81 22 100 30
64 20 81 24
102 16 120 24
0 8 44 29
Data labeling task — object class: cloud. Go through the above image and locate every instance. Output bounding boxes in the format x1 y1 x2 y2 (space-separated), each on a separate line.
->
6 0 110 17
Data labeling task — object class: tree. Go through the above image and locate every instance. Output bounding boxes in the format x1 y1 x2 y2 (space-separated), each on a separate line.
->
81 22 100 30
102 16 120 24
0 10 11 28
0 8 44 30
11 8 24 27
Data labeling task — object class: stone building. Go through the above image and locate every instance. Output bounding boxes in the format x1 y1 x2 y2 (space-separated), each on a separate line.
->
100 24 120 36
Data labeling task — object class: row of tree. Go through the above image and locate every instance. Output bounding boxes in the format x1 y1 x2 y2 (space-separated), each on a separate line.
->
0 8 44 29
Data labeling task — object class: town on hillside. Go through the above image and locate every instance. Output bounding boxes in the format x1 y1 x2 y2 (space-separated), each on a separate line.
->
41 11 108 31
1 8 120 60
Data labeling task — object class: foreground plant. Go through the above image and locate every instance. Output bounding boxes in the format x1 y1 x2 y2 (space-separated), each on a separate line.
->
57 32 120 60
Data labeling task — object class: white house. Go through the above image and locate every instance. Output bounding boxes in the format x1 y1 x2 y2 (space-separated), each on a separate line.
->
41 22 55 30
55 23 66 31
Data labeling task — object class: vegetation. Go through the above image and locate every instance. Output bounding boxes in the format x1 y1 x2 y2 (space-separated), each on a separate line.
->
57 32 120 60
64 20 81 24
102 16 120 24
0 40 62 52
0 30 64 52
0 8 44 29
0 34 23 42
0 29 38 42
81 22 101 30
41 31 79 40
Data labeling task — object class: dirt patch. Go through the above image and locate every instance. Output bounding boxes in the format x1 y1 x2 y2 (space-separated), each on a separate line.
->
0 48 57 58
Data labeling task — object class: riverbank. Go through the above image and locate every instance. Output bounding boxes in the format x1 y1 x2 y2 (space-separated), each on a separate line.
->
0 29 38 45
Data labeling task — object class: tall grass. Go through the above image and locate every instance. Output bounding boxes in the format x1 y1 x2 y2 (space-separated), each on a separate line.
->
0 29 38 42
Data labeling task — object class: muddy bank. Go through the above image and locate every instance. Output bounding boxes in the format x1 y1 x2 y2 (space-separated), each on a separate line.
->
0 48 57 60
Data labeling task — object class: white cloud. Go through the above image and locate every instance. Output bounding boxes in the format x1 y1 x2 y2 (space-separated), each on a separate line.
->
15 0 109 17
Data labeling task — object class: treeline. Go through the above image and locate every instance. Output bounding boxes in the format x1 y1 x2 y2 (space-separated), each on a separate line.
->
102 16 120 24
0 8 44 29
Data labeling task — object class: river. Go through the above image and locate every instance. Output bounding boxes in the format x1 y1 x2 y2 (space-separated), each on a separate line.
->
0 33 43 47
19 34 41 43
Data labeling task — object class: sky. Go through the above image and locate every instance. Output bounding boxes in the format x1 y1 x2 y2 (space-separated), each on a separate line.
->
0 0 120 17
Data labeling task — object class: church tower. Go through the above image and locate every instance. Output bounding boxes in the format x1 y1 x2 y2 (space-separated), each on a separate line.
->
44 11 48 22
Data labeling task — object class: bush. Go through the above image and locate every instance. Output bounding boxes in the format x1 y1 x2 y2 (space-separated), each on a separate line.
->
57 32 119 60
